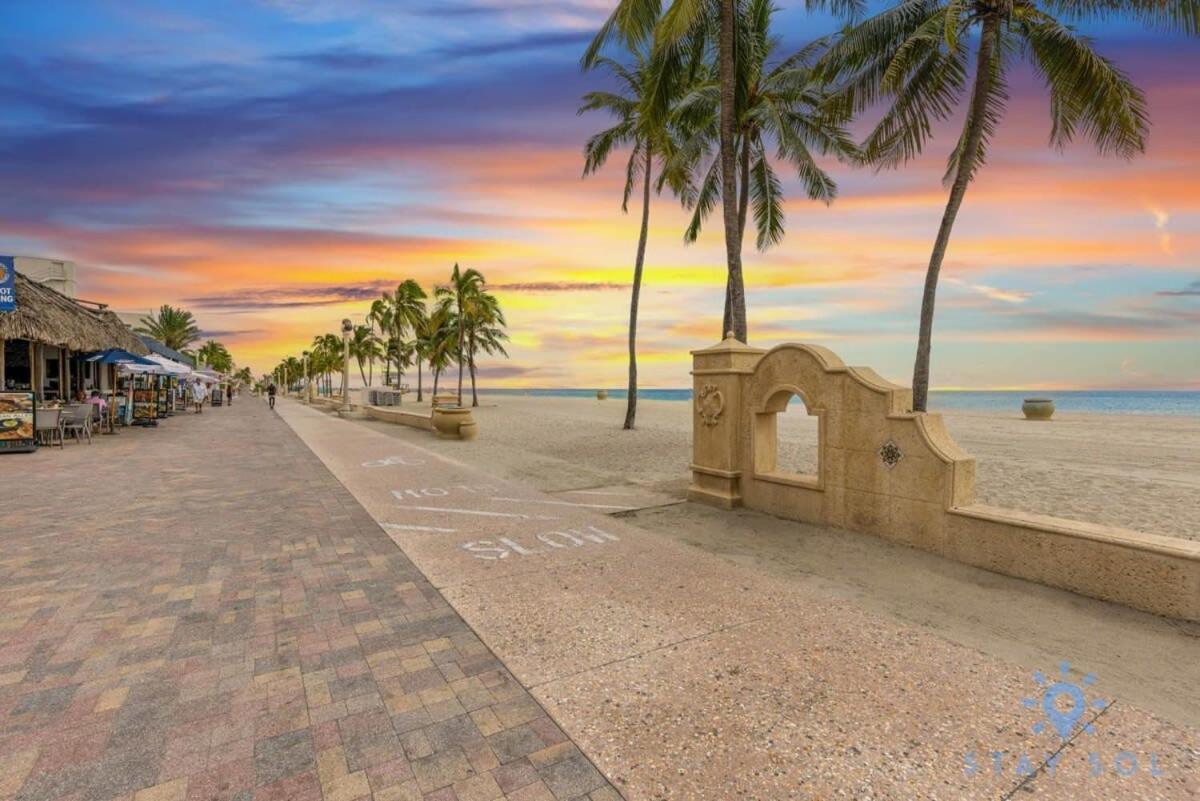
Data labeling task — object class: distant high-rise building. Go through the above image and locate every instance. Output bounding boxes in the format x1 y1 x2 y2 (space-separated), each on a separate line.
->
15 256 76 298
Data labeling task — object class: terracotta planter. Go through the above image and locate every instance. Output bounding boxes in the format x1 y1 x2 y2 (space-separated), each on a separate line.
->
1022 398 1055 420
432 406 474 439
596 390 608 400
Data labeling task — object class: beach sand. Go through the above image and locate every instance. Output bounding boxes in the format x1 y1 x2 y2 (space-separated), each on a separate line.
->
385 393 1200 541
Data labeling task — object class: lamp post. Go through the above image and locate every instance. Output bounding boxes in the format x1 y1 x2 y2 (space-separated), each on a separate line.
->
340 318 353 413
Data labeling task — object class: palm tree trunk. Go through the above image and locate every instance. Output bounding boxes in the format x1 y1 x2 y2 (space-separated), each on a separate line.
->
416 356 424 402
358 361 367 385
469 356 478 407
625 145 653 430
433 369 440 396
911 16 999 413
467 330 479 406
719 0 747 343
723 135 752 337
456 318 465 404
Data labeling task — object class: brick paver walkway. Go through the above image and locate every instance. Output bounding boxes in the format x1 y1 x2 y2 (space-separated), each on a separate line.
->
0 399 618 801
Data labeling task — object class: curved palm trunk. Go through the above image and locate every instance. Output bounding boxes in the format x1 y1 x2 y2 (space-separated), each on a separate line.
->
358 361 367 385
719 0 747 342
625 145 653 430
911 17 999 412
723 135 752 337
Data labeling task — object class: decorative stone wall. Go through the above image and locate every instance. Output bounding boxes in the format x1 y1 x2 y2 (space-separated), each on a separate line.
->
689 335 1200 621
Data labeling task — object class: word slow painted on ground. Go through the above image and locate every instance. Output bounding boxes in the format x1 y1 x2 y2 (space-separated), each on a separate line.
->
460 525 619 560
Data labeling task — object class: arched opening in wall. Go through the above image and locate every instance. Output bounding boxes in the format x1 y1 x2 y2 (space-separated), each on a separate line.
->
754 389 820 484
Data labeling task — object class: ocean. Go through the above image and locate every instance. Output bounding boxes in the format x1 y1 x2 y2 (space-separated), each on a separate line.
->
484 388 1200 417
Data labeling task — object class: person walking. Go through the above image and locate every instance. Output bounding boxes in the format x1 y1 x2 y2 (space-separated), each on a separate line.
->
226 384 233 406
267 381 277 410
191 378 206 414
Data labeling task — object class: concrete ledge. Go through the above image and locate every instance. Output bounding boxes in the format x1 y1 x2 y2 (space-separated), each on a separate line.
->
947 504 1200 621
365 405 433 431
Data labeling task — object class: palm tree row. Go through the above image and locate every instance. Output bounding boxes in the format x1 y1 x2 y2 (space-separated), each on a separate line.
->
583 0 1193 419
271 265 508 408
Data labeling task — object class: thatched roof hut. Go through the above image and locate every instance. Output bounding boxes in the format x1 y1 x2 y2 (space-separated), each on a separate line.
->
0 272 149 355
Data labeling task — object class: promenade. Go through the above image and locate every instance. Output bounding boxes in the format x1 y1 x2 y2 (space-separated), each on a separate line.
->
0 397 1195 801
0 400 616 801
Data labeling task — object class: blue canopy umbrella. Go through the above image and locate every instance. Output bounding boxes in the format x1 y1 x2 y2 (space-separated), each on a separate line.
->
83 349 157 366
82 350 157 432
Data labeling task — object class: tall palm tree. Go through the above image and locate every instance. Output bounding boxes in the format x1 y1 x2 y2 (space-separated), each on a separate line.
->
135 305 201 351
349 325 381 386
435 264 486 404
587 0 751 336
461 291 509 407
424 300 458 397
369 298 394 386
821 0 1185 411
389 279 428 393
674 4 857 334
581 49 692 429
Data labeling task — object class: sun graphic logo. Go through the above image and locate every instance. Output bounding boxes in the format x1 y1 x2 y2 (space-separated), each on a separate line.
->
1024 660 1109 741
0 263 8 283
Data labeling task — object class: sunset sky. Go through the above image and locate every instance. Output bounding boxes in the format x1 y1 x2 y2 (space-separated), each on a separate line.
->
1 1 1197 390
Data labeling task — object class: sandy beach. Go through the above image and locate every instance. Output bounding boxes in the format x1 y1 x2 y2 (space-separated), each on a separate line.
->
379 393 1200 542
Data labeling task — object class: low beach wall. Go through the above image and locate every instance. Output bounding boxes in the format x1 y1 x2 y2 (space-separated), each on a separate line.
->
364 405 433 431
689 337 1200 621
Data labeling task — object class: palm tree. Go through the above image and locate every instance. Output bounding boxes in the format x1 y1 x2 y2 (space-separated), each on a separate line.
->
587 0 751 335
435 264 487 404
369 298 394 386
349 325 381 386
136 305 201 351
196 340 233 373
674 5 857 332
581 48 695 429
821 0 1181 411
461 291 509 407
424 300 458 397
388 279 428 393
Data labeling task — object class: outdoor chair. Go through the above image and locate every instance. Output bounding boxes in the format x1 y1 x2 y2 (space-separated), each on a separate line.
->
35 408 64 449
62 404 93 444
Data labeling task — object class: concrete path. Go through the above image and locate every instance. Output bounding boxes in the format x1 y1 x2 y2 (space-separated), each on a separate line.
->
277 399 1198 801
0 399 618 801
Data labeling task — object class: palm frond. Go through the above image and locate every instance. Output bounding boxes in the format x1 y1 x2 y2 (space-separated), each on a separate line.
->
1017 10 1149 157
750 144 785 250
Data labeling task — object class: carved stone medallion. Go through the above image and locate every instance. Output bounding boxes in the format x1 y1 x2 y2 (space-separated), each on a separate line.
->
696 384 725 427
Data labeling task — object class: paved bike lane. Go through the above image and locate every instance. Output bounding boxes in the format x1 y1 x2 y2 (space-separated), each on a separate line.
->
277 399 1199 801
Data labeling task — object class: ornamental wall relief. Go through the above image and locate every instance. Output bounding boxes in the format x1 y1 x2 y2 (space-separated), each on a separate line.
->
696 384 724 426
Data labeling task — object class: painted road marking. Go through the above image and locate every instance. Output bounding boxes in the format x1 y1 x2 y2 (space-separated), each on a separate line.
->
398 505 558 521
383 523 459 533
392 485 497 500
363 455 426 468
460 525 619 560
489 496 629 510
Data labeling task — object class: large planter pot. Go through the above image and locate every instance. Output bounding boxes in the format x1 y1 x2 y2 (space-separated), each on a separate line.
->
432 406 475 439
432 393 459 409
1022 398 1055 420
596 389 608 400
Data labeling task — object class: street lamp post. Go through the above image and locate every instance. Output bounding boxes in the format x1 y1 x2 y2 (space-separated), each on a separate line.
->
340 318 353 413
